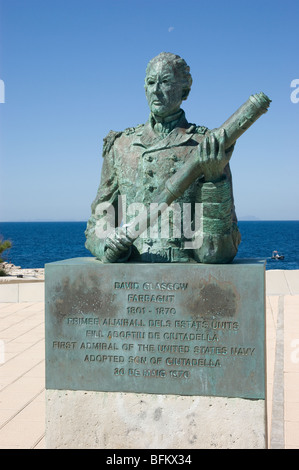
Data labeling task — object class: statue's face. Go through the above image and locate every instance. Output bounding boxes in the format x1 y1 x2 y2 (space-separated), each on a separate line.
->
145 60 184 119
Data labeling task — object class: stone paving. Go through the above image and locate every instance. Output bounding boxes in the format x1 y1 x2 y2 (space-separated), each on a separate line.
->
0 269 298 449
0 301 45 448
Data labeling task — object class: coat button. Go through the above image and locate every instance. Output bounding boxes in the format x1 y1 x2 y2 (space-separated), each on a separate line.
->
147 170 154 176
148 185 155 192
171 154 178 161
170 167 176 174
146 155 153 162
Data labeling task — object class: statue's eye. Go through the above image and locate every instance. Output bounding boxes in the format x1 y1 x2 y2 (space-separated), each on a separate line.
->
147 79 155 85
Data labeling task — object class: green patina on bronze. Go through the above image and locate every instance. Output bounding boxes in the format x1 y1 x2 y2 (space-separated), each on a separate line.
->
45 258 266 398
85 52 271 264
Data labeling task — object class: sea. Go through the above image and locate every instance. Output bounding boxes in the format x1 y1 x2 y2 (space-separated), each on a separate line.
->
0 221 298 271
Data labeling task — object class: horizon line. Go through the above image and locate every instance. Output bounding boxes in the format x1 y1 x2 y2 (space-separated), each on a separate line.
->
1 219 299 223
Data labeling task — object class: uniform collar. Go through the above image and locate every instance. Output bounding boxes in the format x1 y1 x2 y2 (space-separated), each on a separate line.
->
134 110 195 150
150 109 183 125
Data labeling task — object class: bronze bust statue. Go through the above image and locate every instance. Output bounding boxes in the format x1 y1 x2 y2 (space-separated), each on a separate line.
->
85 52 270 264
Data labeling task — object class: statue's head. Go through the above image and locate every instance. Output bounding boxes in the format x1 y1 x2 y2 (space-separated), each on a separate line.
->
144 52 192 119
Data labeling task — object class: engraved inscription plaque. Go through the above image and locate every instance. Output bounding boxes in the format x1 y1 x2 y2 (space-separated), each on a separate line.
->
45 258 266 399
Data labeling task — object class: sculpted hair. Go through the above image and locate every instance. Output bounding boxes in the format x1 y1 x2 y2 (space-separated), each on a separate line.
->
145 52 193 100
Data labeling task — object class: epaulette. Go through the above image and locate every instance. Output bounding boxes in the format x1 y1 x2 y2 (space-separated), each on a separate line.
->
187 124 208 135
102 130 122 157
102 125 145 157
195 125 208 134
123 123 144 135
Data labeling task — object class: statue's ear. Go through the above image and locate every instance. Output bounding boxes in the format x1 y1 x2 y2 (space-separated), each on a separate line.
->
182 88 190 101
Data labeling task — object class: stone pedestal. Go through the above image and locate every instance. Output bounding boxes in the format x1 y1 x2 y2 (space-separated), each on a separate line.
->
45 257 267 449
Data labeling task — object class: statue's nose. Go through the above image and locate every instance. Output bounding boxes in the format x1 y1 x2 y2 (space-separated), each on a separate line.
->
153 81 160 92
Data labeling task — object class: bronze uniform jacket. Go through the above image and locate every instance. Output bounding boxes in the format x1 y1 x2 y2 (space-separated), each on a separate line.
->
85 112 241 263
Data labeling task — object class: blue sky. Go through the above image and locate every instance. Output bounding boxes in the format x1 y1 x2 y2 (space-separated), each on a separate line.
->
0 0 298 221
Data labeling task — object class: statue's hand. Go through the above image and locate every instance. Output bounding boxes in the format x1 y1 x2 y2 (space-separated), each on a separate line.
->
104 227 132 262
199 128 229 182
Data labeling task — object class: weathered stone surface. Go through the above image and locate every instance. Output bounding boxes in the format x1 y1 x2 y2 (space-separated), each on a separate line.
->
46 390 267 449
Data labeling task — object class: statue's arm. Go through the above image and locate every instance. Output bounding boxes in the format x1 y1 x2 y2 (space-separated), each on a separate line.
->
85 146 119 260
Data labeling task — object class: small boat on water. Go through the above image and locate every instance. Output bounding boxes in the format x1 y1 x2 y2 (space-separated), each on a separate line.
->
271 250 285 260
